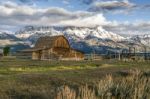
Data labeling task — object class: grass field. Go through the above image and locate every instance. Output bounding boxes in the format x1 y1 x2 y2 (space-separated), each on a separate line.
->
0 58 149 99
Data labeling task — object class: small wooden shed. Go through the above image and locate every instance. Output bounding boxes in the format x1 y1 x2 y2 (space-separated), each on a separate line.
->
22 35 84 60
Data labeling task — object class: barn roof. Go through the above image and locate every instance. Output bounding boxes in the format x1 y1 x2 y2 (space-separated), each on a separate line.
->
20 35 71 52
34 35 69 49
19 48 45 52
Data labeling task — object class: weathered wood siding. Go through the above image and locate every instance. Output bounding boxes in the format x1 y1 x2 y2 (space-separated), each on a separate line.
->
69 49 84 59
54 36 70 48
32 52 40 60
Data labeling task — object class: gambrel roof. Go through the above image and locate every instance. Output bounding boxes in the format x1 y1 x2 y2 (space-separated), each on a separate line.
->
21 35 70 52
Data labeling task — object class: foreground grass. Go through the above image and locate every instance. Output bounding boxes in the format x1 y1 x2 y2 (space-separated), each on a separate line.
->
0 69 149 99
0 58 149 99
55 70 150 99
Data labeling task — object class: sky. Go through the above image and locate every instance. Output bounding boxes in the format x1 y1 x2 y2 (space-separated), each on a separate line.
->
0 0 150 36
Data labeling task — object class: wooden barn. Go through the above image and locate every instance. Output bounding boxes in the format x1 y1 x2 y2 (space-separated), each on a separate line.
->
22 35 84 60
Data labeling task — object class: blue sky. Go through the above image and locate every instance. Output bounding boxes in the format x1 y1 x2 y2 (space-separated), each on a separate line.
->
0 0 150 35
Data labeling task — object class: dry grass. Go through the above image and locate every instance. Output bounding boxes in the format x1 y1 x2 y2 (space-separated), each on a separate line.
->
0 59 149 99
0 69 149 99
54 69 150 99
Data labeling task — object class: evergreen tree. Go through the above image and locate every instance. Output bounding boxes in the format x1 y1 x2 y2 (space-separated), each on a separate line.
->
3 46 10 56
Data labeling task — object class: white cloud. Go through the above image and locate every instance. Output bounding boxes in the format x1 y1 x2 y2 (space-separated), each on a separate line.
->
0 1 107 30
104 21 150 35
0 1 150 36
62 0 70 5
58 14 108 27
89 0 135 13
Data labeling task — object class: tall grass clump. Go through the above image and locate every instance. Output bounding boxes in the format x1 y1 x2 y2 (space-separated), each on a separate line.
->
95 69 149 99
55 84 97 99
55 85 76 99
55 69 150 99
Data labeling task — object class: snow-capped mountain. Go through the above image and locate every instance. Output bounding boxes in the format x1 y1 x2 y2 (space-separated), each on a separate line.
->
14 26 128 53
16 26 125 42
0 31 19 40
0 31 30 53
130 34 150 47
0 32 20 46
0 26 149 54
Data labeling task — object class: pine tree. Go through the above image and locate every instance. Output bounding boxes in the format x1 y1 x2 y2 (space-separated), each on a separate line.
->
3 46 10 56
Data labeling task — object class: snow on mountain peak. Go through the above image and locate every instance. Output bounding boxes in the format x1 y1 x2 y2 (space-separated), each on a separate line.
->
15 26 125 42
0 26 149 54
96 26 105 32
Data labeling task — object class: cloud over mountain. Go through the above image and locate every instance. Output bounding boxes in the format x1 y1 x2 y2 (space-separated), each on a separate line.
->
0 2 96 28
0 0 150 36
104 21 150 35
89 0 135 13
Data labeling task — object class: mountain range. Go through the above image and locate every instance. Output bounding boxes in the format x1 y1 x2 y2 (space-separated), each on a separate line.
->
0 26 150 54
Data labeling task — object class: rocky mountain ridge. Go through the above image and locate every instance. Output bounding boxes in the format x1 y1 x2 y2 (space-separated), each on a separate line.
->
0 26 149 54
